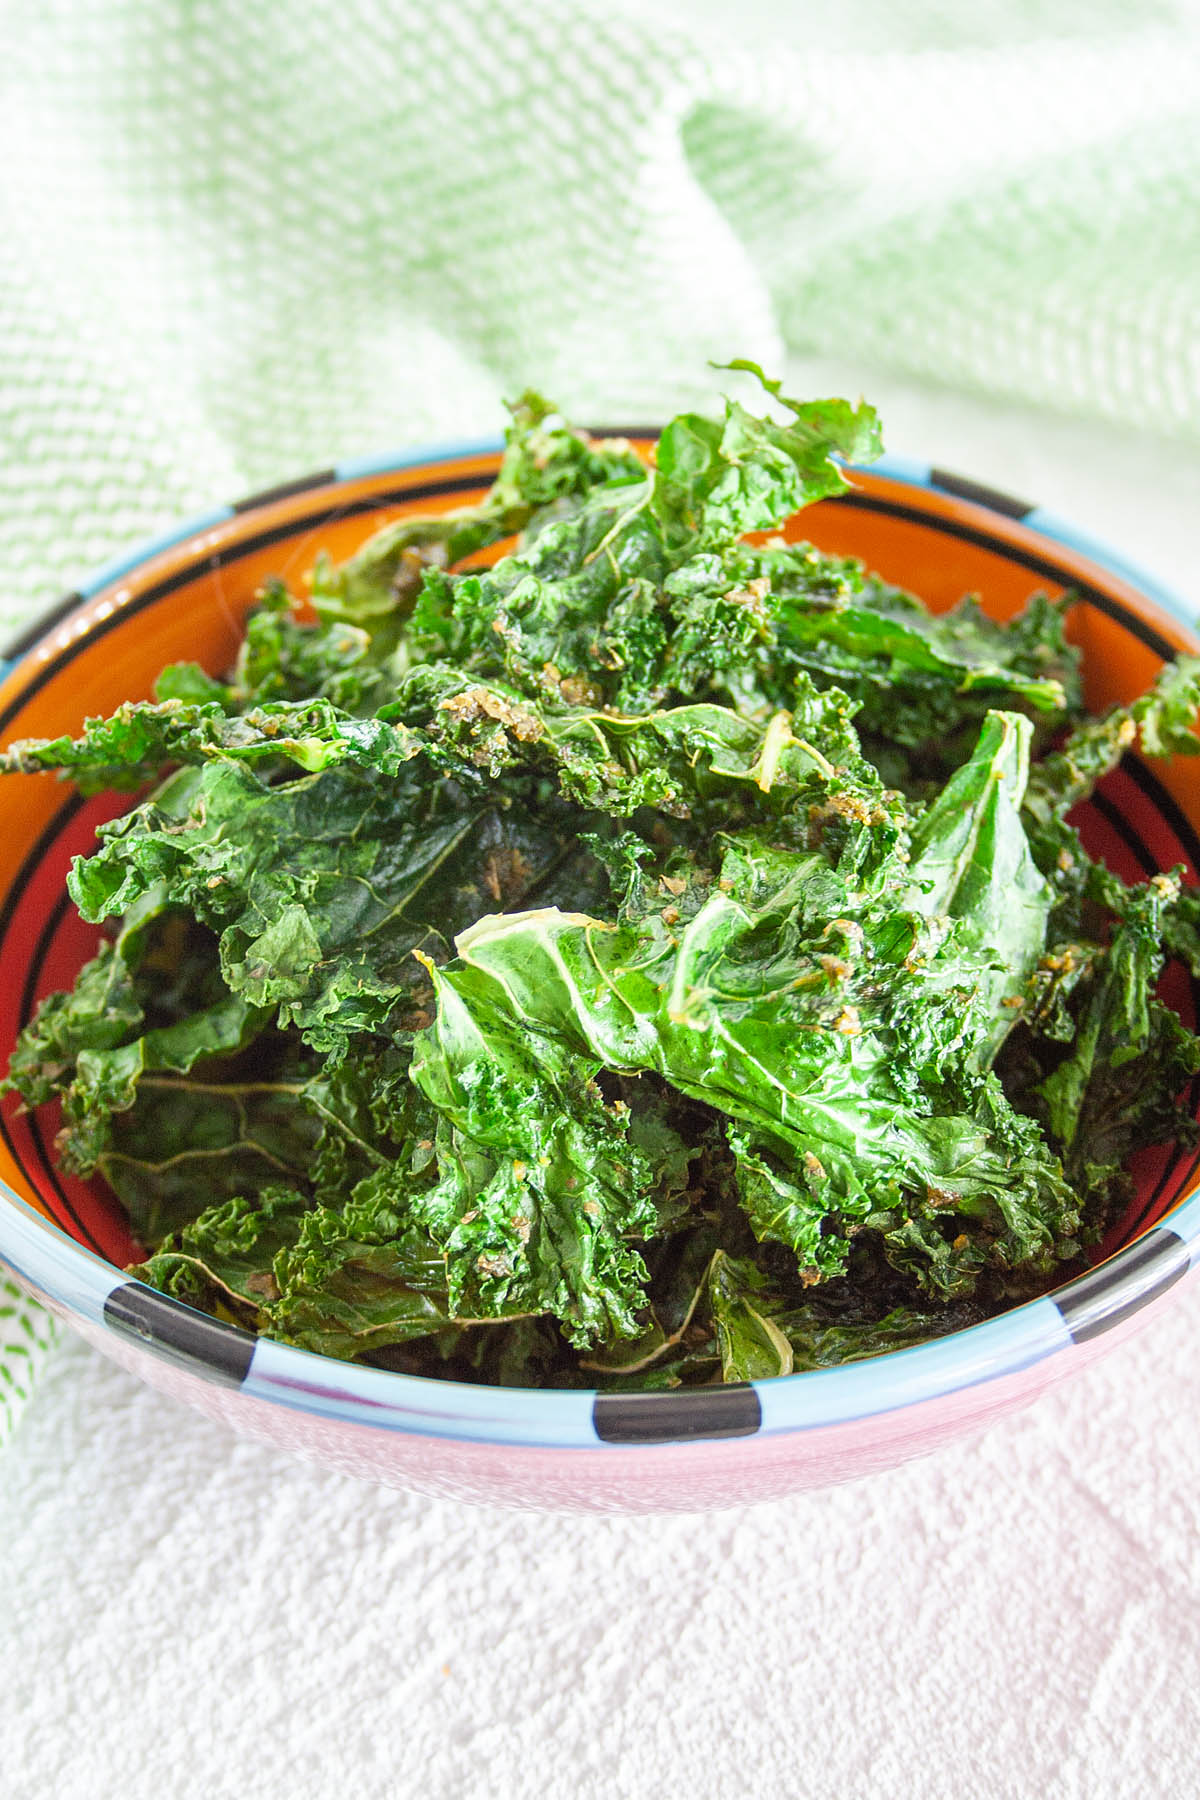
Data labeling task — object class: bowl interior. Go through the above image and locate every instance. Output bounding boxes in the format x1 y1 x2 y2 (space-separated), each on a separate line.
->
2 450 1199 1297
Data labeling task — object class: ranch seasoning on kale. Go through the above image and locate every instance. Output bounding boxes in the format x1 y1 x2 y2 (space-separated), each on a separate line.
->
6 364 1200 1389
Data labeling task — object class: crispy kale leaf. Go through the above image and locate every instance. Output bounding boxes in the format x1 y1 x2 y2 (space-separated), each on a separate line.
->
307 392 646 627
63 756 579 1059
410 711 1075 1305
5 369 1200 1387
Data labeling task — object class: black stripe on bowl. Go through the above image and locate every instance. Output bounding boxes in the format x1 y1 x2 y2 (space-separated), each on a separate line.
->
593 1384 761 1444
1 592 86 666
0 473 488 740
103 1282 255 1387
20 888 109 1259
830 493 1179 663
1119 754 1200 874
1086 787 1158 878
1055 1227 1191 1344
589 423 658 442
231 469 338 514
928 468 1033 520
0 794 109 1256
103 1288 255 1382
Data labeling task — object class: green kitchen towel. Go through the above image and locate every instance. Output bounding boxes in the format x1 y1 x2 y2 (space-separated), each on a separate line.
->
2 0 1199 1444
0 1278 59 1448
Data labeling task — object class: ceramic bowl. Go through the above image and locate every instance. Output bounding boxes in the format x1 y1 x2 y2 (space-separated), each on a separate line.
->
2 440 1198 1512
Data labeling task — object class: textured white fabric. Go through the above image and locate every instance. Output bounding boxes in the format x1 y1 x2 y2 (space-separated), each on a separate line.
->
3 0 1200 617
0 1279 58 1449
3 1276 1200 1799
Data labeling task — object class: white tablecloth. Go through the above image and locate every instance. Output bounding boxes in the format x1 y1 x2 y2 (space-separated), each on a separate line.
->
4 378 1200 1800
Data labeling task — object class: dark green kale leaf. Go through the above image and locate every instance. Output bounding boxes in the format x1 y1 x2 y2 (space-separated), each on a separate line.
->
1024 655 1200 831
129 1183 468 1359
410 710 1075 1306
99 1060 324 1246
706 1250 795 1380
264 1193 461 1358
130 1185 315 1316
55 991 268 1178
66 756 575 1059
1019 876 1200 1215
393 663 871 820
2 888 288 1243
773 1298 986 1371
2 886 169 1110
662 543 1079 759
111 1030 438 1255
8 366 1200 1389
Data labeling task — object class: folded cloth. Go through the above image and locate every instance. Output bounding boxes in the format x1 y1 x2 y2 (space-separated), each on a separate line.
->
3 0 1200 1444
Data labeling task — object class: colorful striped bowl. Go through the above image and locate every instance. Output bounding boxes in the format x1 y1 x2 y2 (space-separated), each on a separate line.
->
1 442 1197 1512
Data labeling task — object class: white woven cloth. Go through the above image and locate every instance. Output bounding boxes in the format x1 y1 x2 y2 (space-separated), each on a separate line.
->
3 0 1200 616
3 1272 1200 1798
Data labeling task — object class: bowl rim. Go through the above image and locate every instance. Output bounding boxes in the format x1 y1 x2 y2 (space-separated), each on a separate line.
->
1 439 1198 1452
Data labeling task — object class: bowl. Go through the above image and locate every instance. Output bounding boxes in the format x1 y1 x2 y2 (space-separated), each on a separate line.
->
2 440 1198 1513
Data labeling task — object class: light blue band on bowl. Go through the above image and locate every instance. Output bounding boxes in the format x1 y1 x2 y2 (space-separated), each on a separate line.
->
336 436 505 482
1023 506 1199 634
244 1334 604 1448
75 505 236 601
754 1298 1070 1435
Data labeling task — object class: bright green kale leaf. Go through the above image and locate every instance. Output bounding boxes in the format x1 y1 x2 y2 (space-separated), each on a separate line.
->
655 359 881 549
228 580 392 714
8 365 1200 1389
408 964 672 1348
0 695 421 791
1024 655 1200 829
411 713 1076 1304
903 709 1052 1059
308 392 645 627
153 662 233 707
400 367 882 713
